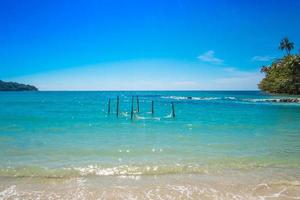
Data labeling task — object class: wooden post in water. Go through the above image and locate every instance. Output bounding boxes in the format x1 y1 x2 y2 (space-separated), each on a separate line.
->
131 96 134 120
151 100 154 115
116 96 119 117
107 98 111 114
136 96 140 113
171 102 175 118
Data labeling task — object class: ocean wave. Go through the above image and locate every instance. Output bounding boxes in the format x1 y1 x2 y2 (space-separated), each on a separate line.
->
242 98 279 103
161 96 221 101
242 98 300 103
1 161 299 178
161 95 300 104
224 96 237 100
0 165 207 178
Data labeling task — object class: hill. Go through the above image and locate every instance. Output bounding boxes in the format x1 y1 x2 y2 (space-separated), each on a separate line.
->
0 80 38 91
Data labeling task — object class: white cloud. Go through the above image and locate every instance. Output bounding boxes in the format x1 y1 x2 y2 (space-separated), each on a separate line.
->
252 56 275 62
197 50 223 64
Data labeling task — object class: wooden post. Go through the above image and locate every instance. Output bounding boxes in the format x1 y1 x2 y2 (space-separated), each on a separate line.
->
131 96 134 120
107 98 111 114
136 96 140 113
171 102 175 118
116 96 119 117
151 100 154 115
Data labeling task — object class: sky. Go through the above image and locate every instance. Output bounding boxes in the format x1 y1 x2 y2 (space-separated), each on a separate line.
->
0 0 300 90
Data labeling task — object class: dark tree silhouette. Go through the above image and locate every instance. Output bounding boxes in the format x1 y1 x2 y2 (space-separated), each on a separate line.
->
279 37 294 55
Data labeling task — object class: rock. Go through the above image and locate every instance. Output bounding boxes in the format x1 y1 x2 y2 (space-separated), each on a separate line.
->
278 98 300 103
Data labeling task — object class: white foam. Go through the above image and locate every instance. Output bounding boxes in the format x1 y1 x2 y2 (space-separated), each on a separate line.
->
193 97 220 100
0 185 17 199
121 112 129 117
224 96 237 100
242 98 300 103
161 95 300 105
161 96 187 100
74 165 143 176
135 114 160 121
161 96 221 101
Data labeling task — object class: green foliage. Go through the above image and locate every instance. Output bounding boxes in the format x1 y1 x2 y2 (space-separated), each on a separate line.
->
259 54 300 94
0 80 38 91
259 37 299 94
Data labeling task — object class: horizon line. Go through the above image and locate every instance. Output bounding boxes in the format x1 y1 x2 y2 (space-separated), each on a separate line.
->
1 89 261 92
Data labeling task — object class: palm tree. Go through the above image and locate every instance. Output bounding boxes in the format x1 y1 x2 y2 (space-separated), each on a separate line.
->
279 37 294 55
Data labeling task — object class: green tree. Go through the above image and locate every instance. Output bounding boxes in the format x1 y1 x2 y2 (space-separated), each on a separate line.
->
259 38 300 94
279 37 294 55
259 55 300 94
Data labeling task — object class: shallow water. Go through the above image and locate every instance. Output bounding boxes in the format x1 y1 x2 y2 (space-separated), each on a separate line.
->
0 91 300 199
1 170 300 199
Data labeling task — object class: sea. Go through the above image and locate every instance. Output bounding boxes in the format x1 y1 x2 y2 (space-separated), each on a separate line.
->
0 91 299 199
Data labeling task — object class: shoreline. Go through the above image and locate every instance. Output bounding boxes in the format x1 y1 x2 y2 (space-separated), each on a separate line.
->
1 168 299 199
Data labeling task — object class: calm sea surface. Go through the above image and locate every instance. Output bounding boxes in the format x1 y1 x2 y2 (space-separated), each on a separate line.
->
0 91 300 199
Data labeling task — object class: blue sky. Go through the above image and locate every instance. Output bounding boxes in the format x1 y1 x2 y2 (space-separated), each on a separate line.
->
0 0 299 90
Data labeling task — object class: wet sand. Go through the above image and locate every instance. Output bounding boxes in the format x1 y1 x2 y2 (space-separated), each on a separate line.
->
1 168 300 199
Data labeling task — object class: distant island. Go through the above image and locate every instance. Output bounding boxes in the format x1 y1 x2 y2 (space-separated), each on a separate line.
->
0 80 38 91
259 37 300 95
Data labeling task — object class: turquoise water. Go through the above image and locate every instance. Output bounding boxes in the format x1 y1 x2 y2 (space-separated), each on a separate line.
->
0 91 300 177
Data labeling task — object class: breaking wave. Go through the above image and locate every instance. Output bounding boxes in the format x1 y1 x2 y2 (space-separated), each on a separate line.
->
1 160 299 178
0 165 209 178
161 96 300 104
